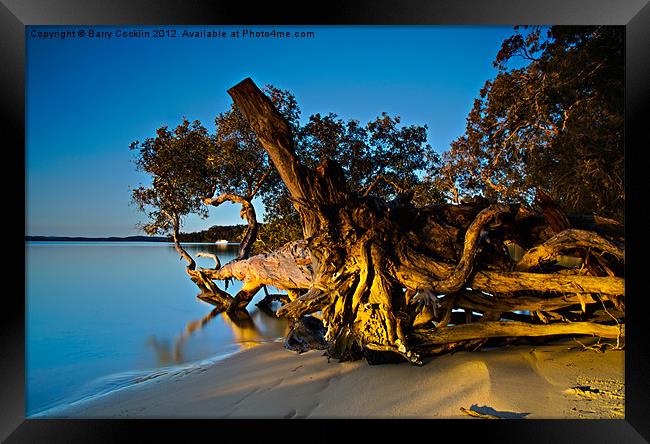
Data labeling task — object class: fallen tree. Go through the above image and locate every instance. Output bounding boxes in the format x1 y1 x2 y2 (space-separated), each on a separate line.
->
179 78 625 365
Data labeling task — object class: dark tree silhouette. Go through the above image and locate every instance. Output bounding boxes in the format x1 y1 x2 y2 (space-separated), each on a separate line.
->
438 26 624 221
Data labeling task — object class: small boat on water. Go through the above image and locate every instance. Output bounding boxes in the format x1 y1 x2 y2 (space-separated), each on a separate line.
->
215 240 229 244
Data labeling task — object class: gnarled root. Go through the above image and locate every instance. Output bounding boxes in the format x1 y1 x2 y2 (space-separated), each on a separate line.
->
178 77 627 365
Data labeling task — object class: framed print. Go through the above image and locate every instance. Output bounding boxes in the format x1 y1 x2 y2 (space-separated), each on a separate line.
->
4 0 650 441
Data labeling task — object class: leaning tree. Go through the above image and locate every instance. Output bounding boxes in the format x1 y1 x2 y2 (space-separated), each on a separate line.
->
130 118 217 277
188 78 624 365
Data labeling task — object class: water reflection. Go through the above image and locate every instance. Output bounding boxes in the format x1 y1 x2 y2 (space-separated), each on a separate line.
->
147 305 290 366
147 308 222 365
221 309 262 346
26 242 288 415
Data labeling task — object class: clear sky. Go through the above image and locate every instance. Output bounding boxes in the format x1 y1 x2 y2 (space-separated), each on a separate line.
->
26 25 519 237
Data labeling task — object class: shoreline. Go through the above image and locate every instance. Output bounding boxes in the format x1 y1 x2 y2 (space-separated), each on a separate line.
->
30 343 254 418
31 336 293 418
47 338 624 419
26 240 239 245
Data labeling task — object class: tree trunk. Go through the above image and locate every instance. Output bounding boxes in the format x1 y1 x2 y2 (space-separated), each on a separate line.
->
193 77 625 364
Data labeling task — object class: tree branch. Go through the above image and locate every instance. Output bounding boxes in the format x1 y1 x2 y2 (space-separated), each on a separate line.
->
411 321 623 347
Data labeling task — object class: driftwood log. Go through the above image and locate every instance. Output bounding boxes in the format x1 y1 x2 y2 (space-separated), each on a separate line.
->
178 78 625 365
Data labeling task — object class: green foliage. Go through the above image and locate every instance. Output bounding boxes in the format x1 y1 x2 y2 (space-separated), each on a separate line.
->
439 26 624 220
297 112 440 200
257 213 303 252
176 224 248 243
130 119 217 236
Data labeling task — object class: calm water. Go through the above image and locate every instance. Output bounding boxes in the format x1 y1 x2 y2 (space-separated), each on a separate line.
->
26 242 289 417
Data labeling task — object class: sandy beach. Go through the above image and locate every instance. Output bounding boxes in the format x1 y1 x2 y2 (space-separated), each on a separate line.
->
51 338 624 419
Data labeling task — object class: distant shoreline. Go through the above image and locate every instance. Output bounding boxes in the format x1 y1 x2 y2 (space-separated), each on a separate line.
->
26 235 171 242
26 236 241 245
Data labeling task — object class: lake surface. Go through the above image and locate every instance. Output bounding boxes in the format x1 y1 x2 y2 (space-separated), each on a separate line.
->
26 242 289 416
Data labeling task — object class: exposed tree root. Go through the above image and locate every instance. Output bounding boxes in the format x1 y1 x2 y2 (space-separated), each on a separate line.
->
515 228 624 271
410 321 623 351
171 78 625 365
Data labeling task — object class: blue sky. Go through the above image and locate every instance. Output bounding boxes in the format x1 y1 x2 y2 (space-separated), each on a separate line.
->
26 25 520 236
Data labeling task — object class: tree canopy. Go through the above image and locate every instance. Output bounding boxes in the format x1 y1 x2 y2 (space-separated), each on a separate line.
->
131 25 624 254
130 118 216 239
131 86 302 258
437 26 624 221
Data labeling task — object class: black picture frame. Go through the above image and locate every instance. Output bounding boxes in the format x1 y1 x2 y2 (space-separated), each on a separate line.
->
4 0 649 442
